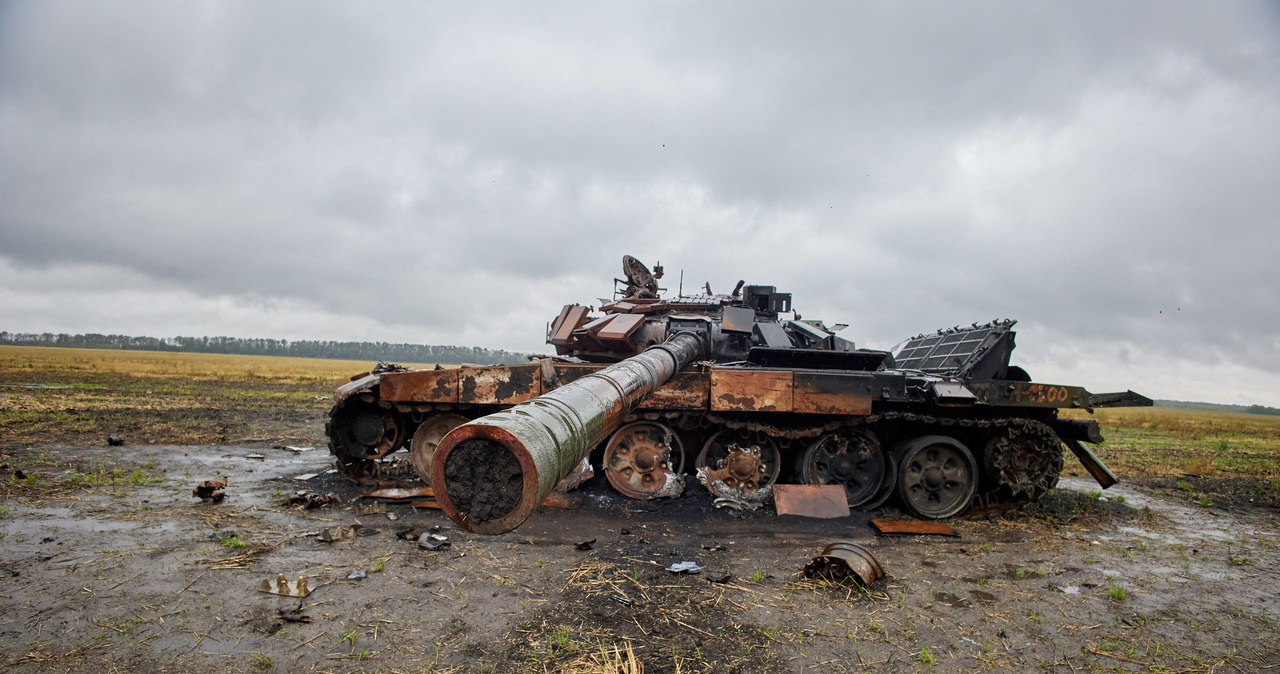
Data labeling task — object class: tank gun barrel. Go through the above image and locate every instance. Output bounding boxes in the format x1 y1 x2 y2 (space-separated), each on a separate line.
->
431 331 705 534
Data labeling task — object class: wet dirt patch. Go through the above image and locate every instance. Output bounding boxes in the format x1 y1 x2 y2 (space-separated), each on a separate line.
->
1 444 1278 672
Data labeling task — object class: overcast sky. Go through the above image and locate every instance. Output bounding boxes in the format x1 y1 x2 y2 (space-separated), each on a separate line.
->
2 2 1278 405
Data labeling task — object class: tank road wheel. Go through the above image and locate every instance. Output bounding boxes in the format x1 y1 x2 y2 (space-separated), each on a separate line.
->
984 420 1064 502
696 429 781 489
603 421 685 499
409 413 470 485
895 435 977 519
797 430 887 508
326 397 407 477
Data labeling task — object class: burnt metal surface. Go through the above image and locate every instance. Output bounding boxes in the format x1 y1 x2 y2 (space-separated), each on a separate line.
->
324 254 1152 528
870 519 958 536
432 331 705 534
602 421 685 499
803 542 885 586
711 369 792 412
773 484 851 518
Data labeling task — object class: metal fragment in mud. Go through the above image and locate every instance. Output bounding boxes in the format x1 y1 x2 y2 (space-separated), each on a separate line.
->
286 491 337 509
803 542 885 586
316 526 355 543
870 518 958 536
418 532 450 550
773 484 851 518
666 561 702 574
356 502 387 515
258 574 310 598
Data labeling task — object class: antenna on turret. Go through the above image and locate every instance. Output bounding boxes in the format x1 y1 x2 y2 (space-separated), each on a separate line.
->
678 270 683 298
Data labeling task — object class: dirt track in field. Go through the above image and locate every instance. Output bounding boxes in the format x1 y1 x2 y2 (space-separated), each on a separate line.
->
2 442 1278 673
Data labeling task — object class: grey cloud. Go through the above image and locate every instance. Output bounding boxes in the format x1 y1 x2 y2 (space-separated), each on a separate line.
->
2 1 1278 403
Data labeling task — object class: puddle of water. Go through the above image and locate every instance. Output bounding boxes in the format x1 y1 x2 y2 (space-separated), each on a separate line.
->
1059 477 1256 545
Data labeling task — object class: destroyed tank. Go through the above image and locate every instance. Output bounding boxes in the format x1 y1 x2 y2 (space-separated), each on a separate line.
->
326 256 1151 533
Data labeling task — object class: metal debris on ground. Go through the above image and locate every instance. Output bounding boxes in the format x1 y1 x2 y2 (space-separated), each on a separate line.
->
395 528 421 541
360 486 435 501
666 561 702 574
803 542 885 586
107 436 124 446
286 491 337 509
870 518 958 536
701 543 727 552
710 494 764 511
292 473 320 481
355 502 387 515
316 526 355 543
552 457 595 492
773 484 851 518
575 539 596 551
245 453 266 460
275 445 316 453
346 568 368 581
418 532 450 551
193 479 227 503
258 574 310 598
706 572 732 583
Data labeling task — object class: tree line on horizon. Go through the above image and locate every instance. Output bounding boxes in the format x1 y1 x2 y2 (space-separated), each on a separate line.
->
0 330 530 365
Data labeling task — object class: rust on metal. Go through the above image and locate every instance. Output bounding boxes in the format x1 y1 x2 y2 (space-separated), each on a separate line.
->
458 364 541 405
642 371 710 409
870 518 958 536
602 421 685 499
1063 438 1119 489
773 484 851 518
549 304 591 348
595 313 645 344
710 369 792 412
334 373 379 404
792 372 873 415
379 369 459 403
804 542 885 586
434 331 705 534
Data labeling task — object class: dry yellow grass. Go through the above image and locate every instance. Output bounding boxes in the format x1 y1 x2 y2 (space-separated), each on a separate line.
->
1 345 439 384
1065 406 1280 478
0 345 438 445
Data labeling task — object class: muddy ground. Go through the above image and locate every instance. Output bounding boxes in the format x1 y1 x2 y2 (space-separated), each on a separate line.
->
1 442 1277 673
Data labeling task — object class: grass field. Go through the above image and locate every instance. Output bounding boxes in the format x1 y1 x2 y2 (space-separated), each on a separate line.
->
1063 406 1280 479
3 344 1278 485
0 345 437 446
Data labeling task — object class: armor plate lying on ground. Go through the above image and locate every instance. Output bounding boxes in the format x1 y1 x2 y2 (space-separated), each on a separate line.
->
326 256 1151 533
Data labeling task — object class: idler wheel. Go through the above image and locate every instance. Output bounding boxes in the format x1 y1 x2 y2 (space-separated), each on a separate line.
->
797 430 886 508
695 429 781 490
983 420 1064 501
894 435 977 520
603 421 685 499
409 413 469 485
326 396 407 476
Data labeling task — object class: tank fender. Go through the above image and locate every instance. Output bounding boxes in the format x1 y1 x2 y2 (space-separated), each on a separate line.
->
334 373 381 404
